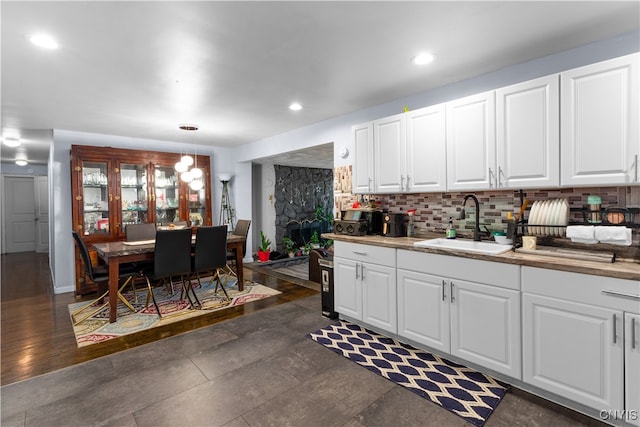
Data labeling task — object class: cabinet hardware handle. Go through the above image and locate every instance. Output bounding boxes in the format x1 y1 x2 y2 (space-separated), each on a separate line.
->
355 263 359 280
401 174 405 191
632 318 637 350
450 282 455 303
498 166 504 188
353 251 367 256
601 290 640 300
361 264 366 280
613 314 618 344
442 280 446 301
406 175 411 192
488 168 495 188
368 177 372 192
109 194 113 202
634 154 639 183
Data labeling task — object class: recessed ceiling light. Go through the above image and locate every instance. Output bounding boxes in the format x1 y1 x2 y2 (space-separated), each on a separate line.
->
15 160 28 166
411 52 435 66
289 102 302 111
29 33 59 49
3 138 21 147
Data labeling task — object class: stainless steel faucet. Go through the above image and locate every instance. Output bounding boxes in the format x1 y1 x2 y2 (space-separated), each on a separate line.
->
459 194 481 241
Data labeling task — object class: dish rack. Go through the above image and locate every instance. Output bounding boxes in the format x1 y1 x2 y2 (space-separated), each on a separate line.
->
510 191 640 249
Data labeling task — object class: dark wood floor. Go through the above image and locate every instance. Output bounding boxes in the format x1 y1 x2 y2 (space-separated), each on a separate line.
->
0 252 317 386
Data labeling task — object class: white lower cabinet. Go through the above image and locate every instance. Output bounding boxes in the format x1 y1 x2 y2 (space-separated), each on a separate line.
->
625 313 640 427
334 241 397 334
397 250 521 379
522 266 640 422
523 293 623 410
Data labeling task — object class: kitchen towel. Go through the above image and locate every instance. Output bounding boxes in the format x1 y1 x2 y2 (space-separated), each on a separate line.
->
594 226 632 246
566 225 598 244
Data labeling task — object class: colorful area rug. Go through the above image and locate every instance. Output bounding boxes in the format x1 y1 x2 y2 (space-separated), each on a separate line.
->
69 276 280 347
308 321 509 426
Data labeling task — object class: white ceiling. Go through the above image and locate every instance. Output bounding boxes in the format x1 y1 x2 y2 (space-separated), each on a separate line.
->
2 1 639 167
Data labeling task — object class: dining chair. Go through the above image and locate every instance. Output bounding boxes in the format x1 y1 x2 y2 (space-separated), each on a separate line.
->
192 226 231 301
71 231 137 325
226 219 251 277
142 228 197 317
125 223 157 301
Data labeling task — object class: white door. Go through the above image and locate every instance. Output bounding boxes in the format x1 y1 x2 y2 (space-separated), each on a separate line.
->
446 91 497 191
3 176 38 253
561 53 639 186
374 113 405 193
352 122 374 194
450 279 521 378
361 262 396 334
334 257 362 320
35 176 49 253
397 269 450 352
406 104 447 192
625 313 640 426
496 74 560 189
523 293 624 410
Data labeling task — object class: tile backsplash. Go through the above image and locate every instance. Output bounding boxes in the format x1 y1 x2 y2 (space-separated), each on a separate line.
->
334 165 640 245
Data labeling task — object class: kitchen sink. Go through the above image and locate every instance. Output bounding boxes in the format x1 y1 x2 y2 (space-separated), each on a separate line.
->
413 238 512 255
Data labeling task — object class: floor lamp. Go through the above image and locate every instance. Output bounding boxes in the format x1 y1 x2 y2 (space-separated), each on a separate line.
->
218 174 235 231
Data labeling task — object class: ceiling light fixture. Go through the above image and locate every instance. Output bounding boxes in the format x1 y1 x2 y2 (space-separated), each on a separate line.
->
174 124 204 190
289 102 302 111
411 52 435 65
15 148 28 166
29 33 59 49
3 137 21 147
15 160 28 167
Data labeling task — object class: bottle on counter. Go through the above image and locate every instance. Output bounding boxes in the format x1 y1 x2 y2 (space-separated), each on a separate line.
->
445 217 456 239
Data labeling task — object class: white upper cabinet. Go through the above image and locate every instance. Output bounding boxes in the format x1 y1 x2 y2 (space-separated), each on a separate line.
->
374 113 406 193
446 91 496 191
561 53 639 186
406 104 447 192
496 75 560 189
352 122 374 194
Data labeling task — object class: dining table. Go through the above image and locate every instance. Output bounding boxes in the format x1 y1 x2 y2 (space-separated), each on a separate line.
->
92 234 246 323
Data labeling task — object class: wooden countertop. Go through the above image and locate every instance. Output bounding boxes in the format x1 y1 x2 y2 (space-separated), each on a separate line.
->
323 233 640 281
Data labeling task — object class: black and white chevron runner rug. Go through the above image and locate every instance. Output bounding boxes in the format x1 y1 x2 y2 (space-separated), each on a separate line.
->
308 321 509 426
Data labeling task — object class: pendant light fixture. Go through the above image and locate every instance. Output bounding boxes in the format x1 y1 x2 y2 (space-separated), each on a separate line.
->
175 124 204 190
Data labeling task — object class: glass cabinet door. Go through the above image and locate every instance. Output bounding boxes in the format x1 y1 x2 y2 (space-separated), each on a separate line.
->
120 163 149 226
188 185 207 227
81 161 110 236
154 166 180 225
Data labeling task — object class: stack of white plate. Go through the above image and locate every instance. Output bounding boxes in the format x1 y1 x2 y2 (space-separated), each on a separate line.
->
527 199 570 237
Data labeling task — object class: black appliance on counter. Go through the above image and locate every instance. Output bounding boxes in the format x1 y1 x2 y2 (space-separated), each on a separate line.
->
337 209 383 235
382 213 407 237
361 210 383 235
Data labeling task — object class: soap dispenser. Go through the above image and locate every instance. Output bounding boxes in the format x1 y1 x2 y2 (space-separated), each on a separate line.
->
445 217 456 239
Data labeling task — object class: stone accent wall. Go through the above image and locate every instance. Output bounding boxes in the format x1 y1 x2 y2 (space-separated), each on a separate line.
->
274 165 333 252
332 165 640 245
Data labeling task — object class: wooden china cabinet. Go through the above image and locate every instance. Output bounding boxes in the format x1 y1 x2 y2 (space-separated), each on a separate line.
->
70 145 212 295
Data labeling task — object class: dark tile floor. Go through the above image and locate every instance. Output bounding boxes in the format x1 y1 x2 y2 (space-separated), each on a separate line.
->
1 293 604 427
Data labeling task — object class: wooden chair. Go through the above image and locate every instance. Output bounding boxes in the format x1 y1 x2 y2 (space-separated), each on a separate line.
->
142 228 197 317
71 231 137 325
192 226 230 301
226 219 251 277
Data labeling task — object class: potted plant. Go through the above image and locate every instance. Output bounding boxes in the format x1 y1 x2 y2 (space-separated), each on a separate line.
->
309 230 321 249
257 230 272 262
282 236 296 257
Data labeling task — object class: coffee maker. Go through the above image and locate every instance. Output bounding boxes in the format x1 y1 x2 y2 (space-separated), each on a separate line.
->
381 213 407 237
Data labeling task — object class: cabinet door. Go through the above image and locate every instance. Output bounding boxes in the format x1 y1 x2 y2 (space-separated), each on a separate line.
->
446 91 497 191
76 159 114 238
496 75 559 189
153 164 181 225
397 269 450 352
362 262 397 334
406 104 447 192
352 122 374 194
374 113 405 193
334 257 362 320
118 161 151 236
626 313 640 426
450 279 521 378
561 53 639 186
523 293 623 410
186 161 211 227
